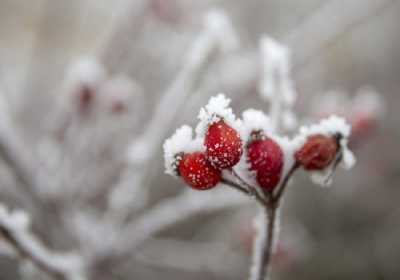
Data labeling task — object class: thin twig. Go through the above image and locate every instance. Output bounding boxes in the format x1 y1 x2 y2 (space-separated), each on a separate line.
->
220 178 250 195
273 162 300 203
231 169 270 203
221 178 267 205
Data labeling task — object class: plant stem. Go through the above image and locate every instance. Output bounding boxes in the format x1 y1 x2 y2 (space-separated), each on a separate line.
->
250 206 277 280
249 163 299 280
273 163 300 203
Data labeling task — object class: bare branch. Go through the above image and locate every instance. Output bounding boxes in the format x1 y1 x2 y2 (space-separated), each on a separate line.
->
0 204 85 280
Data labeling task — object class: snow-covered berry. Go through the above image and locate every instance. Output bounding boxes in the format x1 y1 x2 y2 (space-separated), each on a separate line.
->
204 119 243 169
247 137 284 191
179 152 221 190
295 134 339 170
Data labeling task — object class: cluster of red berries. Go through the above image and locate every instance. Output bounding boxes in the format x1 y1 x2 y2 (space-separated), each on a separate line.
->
172 117 341 191
178 119 243 190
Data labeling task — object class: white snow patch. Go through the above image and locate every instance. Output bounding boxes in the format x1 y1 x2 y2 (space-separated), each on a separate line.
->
163 125 204 176
239 109 272 142
195 93 240 136
65 56 106 91
340 138 356 169
293 115 351 150
204 9 239 52
353 87 385 118
259 36 296 106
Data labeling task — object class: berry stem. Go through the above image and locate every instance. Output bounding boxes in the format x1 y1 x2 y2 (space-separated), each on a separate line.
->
231 169 270 203
272 162 300 203
220 178 251 196
221 178 267 205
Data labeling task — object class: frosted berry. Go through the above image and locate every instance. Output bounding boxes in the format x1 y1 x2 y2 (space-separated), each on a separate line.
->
295 134 339 170
204 120 243 169
247 137 284 191
178 152 221 190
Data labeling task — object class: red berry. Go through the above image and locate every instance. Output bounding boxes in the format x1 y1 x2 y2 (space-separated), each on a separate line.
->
111 100 126 114
78 85 94 111
295 134 338 170
178 152 221 190
204 120 243 169
351 112 376 138
247 138 284 191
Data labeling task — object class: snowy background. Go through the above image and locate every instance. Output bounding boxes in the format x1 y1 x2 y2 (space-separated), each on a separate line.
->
0 0 399 279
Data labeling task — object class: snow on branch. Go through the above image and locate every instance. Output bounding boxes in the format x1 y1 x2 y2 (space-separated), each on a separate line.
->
259 36 297 132
128 9 239 165
0 204 85 280
0 91 43 205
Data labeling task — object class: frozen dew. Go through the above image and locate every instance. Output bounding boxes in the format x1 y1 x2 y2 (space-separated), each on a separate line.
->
163 125 203 176
240 109 272 142
196 93 239 136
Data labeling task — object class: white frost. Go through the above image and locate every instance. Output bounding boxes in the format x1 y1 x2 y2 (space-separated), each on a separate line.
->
65 56 106 92
239 109 272 142
163 125 204 176
195 93 240 136
353 86 385 118
0 204 85 280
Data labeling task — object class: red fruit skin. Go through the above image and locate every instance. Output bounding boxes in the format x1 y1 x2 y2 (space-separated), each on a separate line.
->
350 112 376 145
295 134 338 170
178 152 221 190
205 120 243 169
247 138 284 191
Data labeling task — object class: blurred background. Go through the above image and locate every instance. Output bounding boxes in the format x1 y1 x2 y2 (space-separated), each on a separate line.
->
0 0 399 279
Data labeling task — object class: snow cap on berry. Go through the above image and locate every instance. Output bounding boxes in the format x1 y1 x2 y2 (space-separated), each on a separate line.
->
294 115 356 186
239 109 272 142
163 125 203 176
196 93 240 136
234 109 295 189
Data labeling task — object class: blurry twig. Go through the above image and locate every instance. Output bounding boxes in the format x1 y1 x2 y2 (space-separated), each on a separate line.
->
108 186 249 260
0 205 85 280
